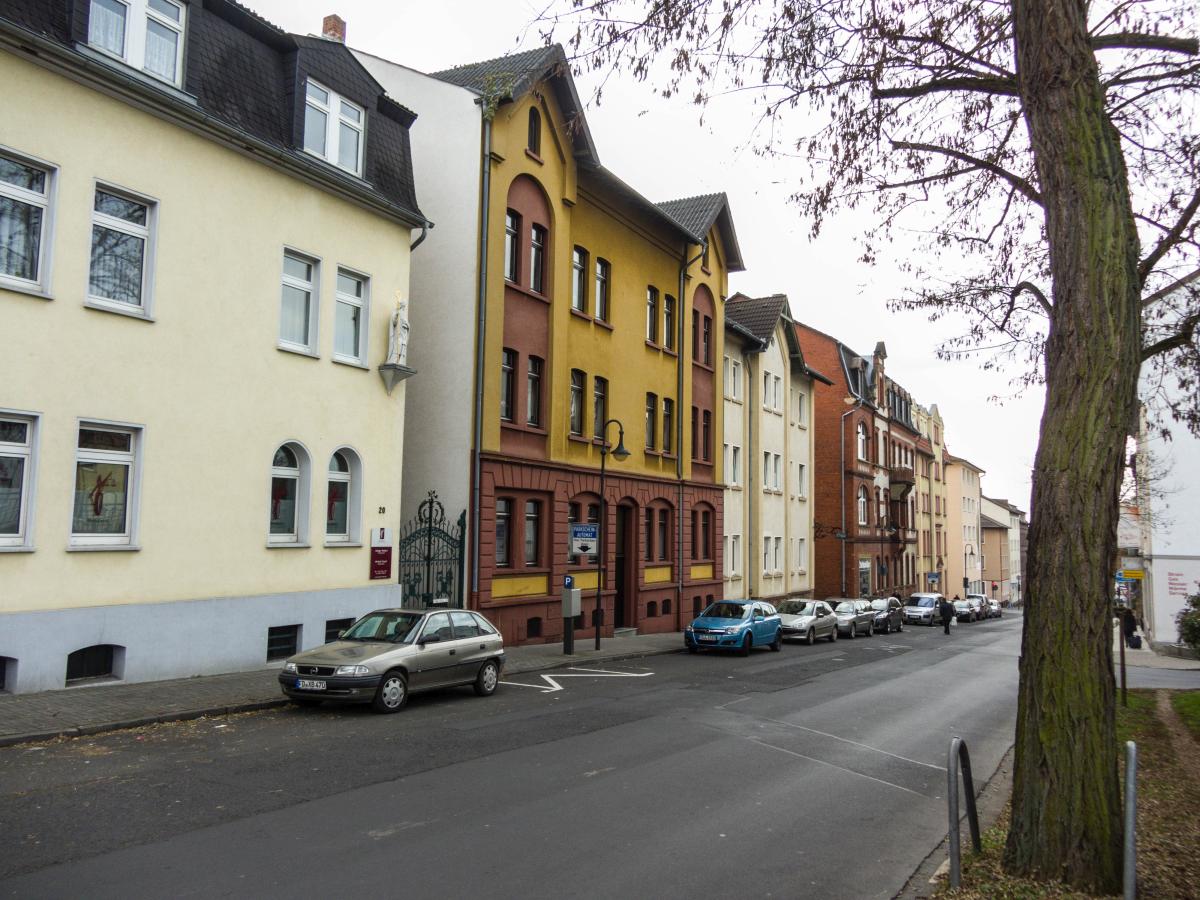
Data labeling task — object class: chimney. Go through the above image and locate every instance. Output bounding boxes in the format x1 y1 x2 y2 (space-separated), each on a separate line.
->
322 14 346 43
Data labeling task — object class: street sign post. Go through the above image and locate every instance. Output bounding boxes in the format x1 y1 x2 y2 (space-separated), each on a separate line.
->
569 524 599 557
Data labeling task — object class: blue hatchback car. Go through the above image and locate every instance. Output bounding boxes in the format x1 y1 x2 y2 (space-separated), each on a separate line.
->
684 599 782 655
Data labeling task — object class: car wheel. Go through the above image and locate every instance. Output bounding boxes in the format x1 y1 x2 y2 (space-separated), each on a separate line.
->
829 627 837 642
740 633 752 657
372 670 408 713
474 659 500 697
883 620 891 634
846 625 855 639
806 628 816 646
866 622 874 637
770 630 782 652
897 620 903 632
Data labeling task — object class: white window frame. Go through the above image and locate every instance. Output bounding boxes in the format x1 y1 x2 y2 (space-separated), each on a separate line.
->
797 391 806 425
729 534 740 575
797 462 806 497
773 376 782 411
773 453 782 490
763 534 771 574
88 0 187 88
0 147 55 297
279 249 320 355
731 445 741 485
268 440 311 547
857 422 869 461
333 267 369 366
86 182 156 319
0 410 38 550
774 536 782 573
797 537 806 571
303 79 365 177
324 446 362 545
731 360 741 400
69 419 143 550
858 486 869 525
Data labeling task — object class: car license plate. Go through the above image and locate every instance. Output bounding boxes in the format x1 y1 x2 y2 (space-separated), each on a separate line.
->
698 635 717 643
296 678 326 690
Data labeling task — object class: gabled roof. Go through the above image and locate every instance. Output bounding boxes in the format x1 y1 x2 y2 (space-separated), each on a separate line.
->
726 293 788 345
726 293 832 385
430 44 599 166
655 193 745 272
980 514 1009 530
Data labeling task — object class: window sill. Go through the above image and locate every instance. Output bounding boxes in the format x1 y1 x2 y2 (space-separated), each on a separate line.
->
0 280 53 301
266 541 311 549
645 339 661 351
278 343 320 359
662 347 678 358
503 421 548 436
567 433 591 445
692 360 714 373
644 448 660 457
570 308 592 322
324 540 363 548
728 484 742 491
85 298 154 322
0 545 35 553
66 544 141 552
525 148 544 165
661 452 678 460
762 407 783 417
594 318 613 331
332 356 369 370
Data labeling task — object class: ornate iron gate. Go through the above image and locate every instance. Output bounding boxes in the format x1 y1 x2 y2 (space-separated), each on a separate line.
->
397 491 465 609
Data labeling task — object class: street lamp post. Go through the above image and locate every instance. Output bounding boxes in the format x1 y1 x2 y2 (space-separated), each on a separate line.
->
595 418 630 650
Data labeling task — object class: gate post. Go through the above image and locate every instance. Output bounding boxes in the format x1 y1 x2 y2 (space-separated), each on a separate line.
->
456 510 466 609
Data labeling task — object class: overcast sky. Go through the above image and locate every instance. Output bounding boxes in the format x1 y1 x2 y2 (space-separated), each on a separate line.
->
251 0 1044 511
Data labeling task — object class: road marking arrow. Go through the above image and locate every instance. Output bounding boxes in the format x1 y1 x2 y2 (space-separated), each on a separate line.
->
500 667 654 694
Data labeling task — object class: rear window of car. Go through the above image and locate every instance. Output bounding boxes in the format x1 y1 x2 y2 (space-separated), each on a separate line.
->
909 597 936 608
834 601 856 613
473 614 498 635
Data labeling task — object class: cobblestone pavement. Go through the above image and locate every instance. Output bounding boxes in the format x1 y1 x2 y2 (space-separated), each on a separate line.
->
0 632 683 747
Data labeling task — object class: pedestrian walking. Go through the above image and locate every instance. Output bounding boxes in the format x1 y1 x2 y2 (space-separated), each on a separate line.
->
1120 607 1138 648
940 596 956 635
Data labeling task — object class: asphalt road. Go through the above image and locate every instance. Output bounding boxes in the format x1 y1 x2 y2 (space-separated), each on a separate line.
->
0 615 1023 899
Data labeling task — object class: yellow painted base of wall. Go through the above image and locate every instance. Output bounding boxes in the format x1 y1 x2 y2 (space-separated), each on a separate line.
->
492 574 550 599
690 564 714 581
644 565 672 584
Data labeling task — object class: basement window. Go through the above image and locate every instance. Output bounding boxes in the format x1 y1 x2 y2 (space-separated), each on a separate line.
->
267 624 301 661
325 618 354 644
66 644 124 685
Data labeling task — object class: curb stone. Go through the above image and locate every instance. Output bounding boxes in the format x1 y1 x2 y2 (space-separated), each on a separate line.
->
0 646 683 749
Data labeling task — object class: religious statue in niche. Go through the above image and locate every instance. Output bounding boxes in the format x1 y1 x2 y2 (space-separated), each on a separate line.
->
386 296 410 367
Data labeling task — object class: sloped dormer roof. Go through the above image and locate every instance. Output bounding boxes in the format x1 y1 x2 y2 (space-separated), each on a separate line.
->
655 193 745 272
727 293 832 384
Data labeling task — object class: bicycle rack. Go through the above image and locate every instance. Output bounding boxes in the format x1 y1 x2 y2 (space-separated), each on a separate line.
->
947 736 982 889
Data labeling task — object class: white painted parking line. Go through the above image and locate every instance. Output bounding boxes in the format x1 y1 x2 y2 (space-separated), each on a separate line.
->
764 718 946 771
749 738 926 796
500 669 655 694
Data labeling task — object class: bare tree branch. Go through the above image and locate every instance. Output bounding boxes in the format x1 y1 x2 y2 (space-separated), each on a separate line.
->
1139 186 1200 282
1142 267 1200 308
873 76 1018 98
1142 311 1200 360
890 139 1042 204
1012 280 1053 314
1092 33 1200 55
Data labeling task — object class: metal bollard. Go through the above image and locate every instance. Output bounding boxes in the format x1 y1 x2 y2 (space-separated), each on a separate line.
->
1125 741 1137 900
947 736 982 889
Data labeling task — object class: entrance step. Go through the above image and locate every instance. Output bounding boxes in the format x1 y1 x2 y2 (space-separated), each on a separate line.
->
613 627 638 638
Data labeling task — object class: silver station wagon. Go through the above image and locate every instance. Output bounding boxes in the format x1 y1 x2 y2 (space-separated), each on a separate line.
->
278 608 505 713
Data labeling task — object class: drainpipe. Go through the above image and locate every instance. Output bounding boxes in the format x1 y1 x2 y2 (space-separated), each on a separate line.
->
677 240 707 622
470 112 493 597
840 398 863 595
746 349 757 598
410 221 430 250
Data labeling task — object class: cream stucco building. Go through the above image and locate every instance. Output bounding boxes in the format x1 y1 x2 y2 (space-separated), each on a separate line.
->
945 454 985 597
0 4 426 692
724 294 828 603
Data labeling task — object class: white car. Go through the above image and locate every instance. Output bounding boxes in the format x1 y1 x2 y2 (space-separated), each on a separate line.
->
904 592 945 626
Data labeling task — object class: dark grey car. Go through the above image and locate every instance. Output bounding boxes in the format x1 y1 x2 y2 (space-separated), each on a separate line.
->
278 608 505 713
869 597 904 634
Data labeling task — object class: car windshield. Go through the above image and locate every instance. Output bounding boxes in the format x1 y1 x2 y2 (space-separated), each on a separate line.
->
870 599 889 611
341 612 423 643
955 601 970 609
909 597 936 608
703 602 750 620
834 601 857 614
778 601 816 616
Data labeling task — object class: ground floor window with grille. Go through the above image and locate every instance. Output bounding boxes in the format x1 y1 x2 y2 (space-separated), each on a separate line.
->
325 618 354 643
267 625 301 661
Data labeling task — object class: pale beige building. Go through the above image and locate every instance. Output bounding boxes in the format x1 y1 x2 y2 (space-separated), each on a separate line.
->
0 4 426 692
945 454 985 596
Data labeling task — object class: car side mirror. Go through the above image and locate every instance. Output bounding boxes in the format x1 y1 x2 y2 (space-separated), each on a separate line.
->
338 630 348 639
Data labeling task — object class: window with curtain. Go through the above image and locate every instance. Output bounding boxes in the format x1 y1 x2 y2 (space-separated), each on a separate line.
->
524 500 540 566
662 398 674 454
569 369 584 435
89 187 152 313
495 499 511 566
645 393 657 449
325 449 359 542
858 486 869 525
279 250 317 352
334 269 367 364
593 377 607 439
89 0 186 87
646 287 658 343
268 442 310 544
0 152 51 291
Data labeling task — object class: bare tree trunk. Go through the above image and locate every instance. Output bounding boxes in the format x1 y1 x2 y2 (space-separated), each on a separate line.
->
1003 0 1141 891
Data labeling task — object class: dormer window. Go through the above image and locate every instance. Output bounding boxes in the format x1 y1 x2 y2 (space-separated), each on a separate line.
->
303 80 364 176
89 0 186 87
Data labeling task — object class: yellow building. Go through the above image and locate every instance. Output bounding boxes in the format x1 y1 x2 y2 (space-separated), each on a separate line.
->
0 4 425 692
361 46 743 643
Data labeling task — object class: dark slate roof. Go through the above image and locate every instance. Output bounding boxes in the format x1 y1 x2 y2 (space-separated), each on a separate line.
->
431 44 599 166
655 193 745 271
0 0 424 225
726 293 788 345
980 514 1008 529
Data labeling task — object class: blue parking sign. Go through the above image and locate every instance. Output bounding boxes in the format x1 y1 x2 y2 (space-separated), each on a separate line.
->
569 523 599 556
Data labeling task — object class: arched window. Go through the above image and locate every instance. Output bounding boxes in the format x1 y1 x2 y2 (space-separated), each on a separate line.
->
857 486 869 525
662 597 672 616
646 600 658 618
66 644 124 684
856 422 869 461
270 442 310 544
326 448 362 543
527 107 541 156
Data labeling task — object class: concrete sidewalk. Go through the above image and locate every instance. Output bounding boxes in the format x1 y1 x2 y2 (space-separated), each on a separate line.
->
1113 629 1200 670
0 631 683 748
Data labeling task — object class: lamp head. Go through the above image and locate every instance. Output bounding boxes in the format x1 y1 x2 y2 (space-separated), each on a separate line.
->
612 430 631 461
